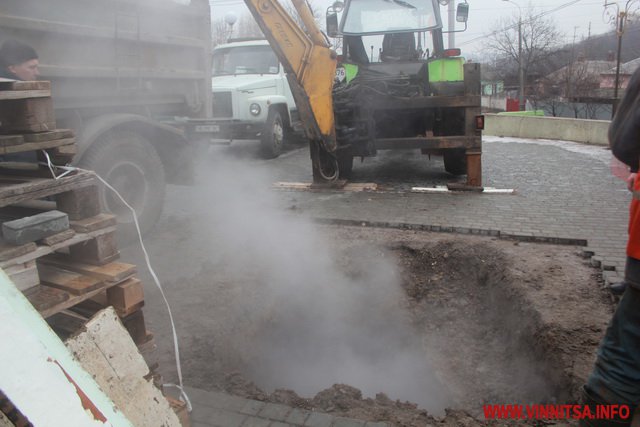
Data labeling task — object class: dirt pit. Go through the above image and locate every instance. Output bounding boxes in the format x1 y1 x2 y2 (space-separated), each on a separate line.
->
146 225 615 426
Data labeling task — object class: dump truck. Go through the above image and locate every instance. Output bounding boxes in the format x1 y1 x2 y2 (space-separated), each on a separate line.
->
0 0 214 236
244 0 483 186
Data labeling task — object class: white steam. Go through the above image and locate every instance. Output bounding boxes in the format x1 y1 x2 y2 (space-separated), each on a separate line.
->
197 147 450 414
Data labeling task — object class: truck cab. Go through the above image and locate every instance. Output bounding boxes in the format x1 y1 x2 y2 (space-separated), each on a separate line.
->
210 39 298 158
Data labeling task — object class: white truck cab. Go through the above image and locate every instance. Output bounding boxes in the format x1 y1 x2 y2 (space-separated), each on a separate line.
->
210 39 298 158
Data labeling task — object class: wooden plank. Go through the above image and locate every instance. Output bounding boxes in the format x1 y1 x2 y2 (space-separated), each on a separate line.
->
23 129 74 142
0 97 55 133
38 263 104 295
39 254 136 282
0 134 24 146
121 309 149 345
0 170 95 208
5 261 39 291
0 80 50 91
0 90 51 100
0 239 37 261
70 213 117 233
23 284 70 314
107 278 145 317
0 137 75 155
40 229 76 246
167 396 191 427
0 225 116 269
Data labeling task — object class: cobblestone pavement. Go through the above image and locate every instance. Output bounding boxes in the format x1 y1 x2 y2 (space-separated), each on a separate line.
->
143 136 630 426
268 136 630 284
186 387 390 427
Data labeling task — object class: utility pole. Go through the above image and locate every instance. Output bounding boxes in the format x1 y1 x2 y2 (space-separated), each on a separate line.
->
604 0 639 117
448 1 455 48
503 0 525 111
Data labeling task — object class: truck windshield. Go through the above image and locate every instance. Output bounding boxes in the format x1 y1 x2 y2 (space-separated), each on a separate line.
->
212 46 279 76
341 0 441 35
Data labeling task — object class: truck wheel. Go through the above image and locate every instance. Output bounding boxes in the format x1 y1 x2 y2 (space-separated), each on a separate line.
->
443 149 467 176
337 154 353 178
260 110 284 159
80 131 166 244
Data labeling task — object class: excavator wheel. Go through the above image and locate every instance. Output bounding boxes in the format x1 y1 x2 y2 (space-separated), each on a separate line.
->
310 141 339 183
337 154 353 179
443 149 467 176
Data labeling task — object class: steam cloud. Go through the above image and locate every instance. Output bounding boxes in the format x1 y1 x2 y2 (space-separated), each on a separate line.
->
196 146 451 414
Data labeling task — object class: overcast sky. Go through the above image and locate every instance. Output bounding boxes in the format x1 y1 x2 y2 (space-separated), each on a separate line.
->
209 0 620 54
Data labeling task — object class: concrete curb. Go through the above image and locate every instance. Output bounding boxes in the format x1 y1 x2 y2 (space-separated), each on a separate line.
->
484 114 610 146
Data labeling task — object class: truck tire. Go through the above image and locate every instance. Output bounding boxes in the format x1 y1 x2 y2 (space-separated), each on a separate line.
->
443 149 467 176
80 131 166 244
260 110 284 159
337 153 353 178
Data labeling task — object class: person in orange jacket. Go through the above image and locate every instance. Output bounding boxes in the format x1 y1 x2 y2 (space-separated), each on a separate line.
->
580 67 640 426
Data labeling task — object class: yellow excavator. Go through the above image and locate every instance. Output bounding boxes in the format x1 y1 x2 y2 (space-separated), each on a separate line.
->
244 0 483 187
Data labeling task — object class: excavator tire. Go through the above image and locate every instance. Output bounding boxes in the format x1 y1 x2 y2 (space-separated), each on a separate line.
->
260 110 284 159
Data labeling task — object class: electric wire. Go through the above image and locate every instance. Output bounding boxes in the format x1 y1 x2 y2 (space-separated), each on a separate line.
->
39 150 193 412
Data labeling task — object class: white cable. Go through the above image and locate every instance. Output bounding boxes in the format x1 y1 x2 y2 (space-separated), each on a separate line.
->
40 151 193 412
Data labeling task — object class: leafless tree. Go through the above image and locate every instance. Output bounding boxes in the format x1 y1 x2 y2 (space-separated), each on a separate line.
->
486 6 562 85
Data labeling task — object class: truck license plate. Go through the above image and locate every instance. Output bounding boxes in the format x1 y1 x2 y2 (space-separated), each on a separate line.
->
195 124 220 133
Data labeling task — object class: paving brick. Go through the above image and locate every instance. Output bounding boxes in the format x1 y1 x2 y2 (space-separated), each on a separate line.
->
269 422 292 427
364 422 391 427
258 403 292 421
303 412 333 427
333 417 365 427
285 408 309 425
241 417 271 427
191 406 247 427
241 400 267 416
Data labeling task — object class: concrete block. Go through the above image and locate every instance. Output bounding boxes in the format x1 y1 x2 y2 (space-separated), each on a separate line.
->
2 210 69 245
303 412 333 427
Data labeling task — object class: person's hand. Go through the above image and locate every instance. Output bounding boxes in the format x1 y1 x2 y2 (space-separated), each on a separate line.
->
627 173 637 192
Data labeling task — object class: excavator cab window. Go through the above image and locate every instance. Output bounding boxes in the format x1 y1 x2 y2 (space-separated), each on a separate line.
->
340 0 441 35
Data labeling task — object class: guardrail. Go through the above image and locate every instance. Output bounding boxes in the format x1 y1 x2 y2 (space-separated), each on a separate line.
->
484 113 610 146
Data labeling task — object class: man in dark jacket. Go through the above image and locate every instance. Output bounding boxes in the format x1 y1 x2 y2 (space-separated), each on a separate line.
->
0 39 39 81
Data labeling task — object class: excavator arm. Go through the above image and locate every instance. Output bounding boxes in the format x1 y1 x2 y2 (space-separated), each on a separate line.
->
244 0 339 181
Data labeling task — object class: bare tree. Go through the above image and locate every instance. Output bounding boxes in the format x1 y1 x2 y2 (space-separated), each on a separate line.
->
486 7 562 87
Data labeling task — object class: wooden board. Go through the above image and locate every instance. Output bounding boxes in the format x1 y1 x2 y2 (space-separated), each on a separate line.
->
56 184 101 220
23 284 70 314
0 239 37 261
0 90 51 101
0 80 50 91
0 134 24 146
39 254 136 283
37 263 104 295
69 232 119 265
23 129 74 142
4 261 39 291
0 170 95 208
70 213 117 233
40 229 76 246
0 137 75 155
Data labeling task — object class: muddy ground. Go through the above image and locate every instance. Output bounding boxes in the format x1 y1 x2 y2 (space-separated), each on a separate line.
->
131 220 615 427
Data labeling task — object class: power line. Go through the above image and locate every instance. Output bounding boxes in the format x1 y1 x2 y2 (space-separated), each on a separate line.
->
459 0 583 46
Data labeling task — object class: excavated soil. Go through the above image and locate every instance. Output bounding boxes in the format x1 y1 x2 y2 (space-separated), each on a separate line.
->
143 224 615 427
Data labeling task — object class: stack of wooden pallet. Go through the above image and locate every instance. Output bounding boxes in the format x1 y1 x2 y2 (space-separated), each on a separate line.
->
0 80 151 348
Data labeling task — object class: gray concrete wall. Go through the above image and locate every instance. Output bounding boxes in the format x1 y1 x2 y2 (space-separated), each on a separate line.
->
484 114 611 146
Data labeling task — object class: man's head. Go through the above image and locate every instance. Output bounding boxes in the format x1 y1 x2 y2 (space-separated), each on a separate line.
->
0 40 39 81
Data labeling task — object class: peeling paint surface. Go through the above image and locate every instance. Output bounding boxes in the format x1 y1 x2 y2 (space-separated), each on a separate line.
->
0 269 133 427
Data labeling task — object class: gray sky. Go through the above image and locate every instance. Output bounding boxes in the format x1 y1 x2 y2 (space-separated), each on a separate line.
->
209 0 618 55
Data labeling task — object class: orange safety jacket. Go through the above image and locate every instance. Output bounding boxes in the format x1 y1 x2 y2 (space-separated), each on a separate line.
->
629 178 640 260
